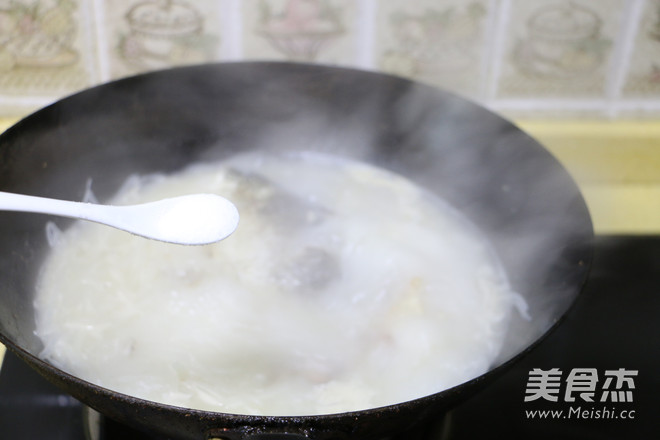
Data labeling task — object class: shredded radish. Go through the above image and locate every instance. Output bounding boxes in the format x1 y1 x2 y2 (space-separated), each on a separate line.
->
34 152 524 416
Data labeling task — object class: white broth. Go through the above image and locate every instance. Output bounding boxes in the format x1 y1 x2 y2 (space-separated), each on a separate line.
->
34 152 525 416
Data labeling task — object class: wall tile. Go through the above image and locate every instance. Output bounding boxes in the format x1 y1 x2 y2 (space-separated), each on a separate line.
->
622 0 660 98
495 0 625 99
97 0 223 80
375 0 492 100
1 0 660 119
242 0 357 65
0 0 97 114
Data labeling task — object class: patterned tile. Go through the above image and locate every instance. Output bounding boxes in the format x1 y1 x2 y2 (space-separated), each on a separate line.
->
375 0 492 99
242 0 357 65
495 0 625 99
0 0 97 114
97 0 223 80
622 0 660 98
1 0 660 119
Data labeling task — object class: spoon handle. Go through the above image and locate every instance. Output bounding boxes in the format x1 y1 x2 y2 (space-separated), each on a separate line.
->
0 191 101 220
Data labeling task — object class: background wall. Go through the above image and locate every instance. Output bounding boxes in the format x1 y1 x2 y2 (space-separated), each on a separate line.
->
1 0 660 119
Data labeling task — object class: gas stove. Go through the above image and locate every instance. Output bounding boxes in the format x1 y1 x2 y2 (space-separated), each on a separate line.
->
1 235 658 439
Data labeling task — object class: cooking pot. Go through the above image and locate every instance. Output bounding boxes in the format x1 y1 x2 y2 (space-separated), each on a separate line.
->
0 62 592 439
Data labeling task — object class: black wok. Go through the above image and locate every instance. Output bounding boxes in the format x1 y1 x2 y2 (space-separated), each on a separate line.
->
0 62 593 439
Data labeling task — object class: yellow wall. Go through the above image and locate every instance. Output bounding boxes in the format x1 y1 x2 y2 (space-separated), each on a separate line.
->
517 121 660 234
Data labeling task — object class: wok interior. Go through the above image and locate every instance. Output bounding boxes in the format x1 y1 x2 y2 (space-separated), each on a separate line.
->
0 63 592 408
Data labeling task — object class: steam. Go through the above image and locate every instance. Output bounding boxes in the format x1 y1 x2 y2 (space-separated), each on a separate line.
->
38 64 592 382
194 69 592 369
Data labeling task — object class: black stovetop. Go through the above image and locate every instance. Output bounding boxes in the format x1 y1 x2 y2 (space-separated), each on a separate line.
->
1 235 658 439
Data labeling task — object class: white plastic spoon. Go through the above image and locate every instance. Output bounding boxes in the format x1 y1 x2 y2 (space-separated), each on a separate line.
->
0 191 239 245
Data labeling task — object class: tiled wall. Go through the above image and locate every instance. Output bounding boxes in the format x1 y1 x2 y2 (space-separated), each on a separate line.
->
1 0 660 119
